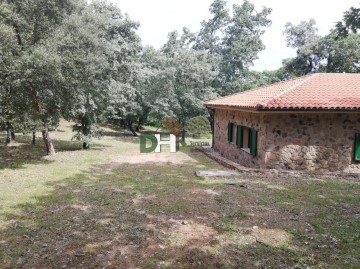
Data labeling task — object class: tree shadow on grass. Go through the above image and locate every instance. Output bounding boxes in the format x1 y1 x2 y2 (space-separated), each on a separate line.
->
99 125 139 145
0 159 311 269
0 135 107 170
100 123 173 145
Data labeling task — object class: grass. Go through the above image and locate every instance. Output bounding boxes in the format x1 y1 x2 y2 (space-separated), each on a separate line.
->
0 120 359 268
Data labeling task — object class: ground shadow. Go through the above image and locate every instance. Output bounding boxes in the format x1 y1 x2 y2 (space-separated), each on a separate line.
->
0 159 311 269
1 148 358 268
0 134 106 170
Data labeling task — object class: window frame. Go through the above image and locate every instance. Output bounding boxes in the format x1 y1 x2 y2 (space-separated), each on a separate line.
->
235 125 258 157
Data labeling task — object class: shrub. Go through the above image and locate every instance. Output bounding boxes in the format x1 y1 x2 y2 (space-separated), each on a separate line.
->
187 116 210 137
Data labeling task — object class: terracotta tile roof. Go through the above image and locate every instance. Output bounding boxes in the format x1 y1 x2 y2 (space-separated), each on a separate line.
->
204 73 360 111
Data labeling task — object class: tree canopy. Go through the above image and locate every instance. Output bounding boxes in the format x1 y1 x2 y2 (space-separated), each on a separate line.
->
1 0 358 154
280 5 360 77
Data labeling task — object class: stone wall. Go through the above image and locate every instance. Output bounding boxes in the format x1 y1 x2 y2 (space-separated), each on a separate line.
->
213 109 266 168
264 113 360 172
213 109 360 172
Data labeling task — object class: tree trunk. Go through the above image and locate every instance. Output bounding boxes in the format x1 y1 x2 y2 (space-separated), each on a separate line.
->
42 123 55 156
6 122 12 144
181 129 186 144
32 132 36 145
208 109 215 148
120 119 126 128
136 108 150 132
83 142 90 149
11 131 15 140
127 119 138 136
29 82 55 154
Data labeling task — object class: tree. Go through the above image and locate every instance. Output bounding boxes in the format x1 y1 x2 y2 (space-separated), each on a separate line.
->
193 0 272 95
0 0 80 154
107 46 174 136
0 0 141 152
56 1 141 147
281 8 360 77
336 7 360 36
284 19 319 49
325 34 360 73
133 47 175 131
194 0 229 54
281 19 322 76
161 36 217 142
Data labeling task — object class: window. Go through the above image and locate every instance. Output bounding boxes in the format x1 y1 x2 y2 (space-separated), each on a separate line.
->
355 133 360 161
235 125 257 156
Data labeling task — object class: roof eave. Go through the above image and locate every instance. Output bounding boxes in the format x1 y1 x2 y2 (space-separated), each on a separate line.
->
204 104 360 113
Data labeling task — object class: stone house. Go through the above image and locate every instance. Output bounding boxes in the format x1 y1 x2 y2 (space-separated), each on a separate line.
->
204 73 360 172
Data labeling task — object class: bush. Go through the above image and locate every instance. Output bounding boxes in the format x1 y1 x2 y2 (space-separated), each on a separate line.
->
187 116 211 137
146 120 164 129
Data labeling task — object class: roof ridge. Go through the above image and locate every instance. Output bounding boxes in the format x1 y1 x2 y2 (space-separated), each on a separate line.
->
256 73 318 108
204 73 315 104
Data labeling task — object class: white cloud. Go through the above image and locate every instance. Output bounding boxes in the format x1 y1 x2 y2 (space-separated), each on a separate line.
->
109 0 358 71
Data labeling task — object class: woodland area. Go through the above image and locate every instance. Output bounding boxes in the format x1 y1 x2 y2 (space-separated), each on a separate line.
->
0 0 359 155
1 2 360 268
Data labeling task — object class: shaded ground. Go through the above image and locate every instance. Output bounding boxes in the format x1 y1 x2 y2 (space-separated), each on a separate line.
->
0 122 359 268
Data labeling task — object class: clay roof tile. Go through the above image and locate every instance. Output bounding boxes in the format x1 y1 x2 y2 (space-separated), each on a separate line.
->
204 73 360 111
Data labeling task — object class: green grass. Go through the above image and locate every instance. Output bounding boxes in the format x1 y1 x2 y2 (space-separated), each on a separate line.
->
0 121 359 268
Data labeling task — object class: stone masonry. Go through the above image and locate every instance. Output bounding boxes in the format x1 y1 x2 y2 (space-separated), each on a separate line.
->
213 109 360 172
213 109 266 169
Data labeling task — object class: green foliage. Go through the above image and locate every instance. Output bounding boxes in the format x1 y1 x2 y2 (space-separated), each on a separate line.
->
0 0 274 150
281 6 360 77
284 19 319 49
0 0 140 152
193 0 272 95
72 116 102 148
187 116 211 136
163 47 217 132
146 120 164 129
4 0 357 154
336 7 360 36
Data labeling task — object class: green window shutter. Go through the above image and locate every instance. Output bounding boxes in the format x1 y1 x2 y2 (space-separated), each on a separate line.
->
227 123 232 142
227 123 230 142
355 133 360 161
250 128 258 156
228 123 234 142
236 125 243 148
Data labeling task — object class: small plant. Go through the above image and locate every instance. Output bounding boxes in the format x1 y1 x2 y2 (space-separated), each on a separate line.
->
215 195 225 204
230 209 248 219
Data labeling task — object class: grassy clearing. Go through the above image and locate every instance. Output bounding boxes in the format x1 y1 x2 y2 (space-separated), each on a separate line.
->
0 121 359 268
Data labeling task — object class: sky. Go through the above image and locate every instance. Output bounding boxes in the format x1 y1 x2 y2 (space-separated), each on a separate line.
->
109 0 358 71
